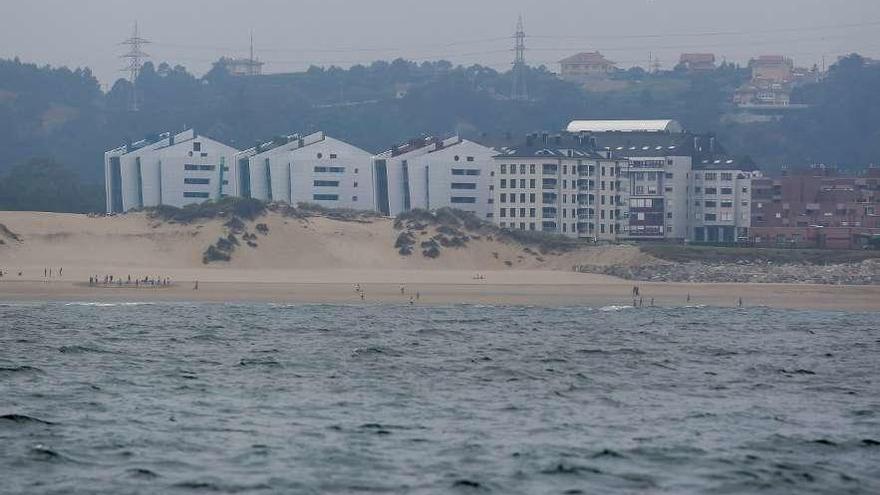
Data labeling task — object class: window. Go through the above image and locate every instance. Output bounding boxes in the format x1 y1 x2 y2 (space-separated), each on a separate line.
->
705 213 717 221
704 173 717 181
529 193 536 203
721 201 733 208
705 200 716 207
352 196 358 202
530 164 536 174
353 182 359 188
520 179 526 188
329 167 345 173
501 164 507 174
183 192 210 198
317 153 323 159
199 165 215 171
530 179 536 189
200 152 208 158
530 208 536 218
314 166 328 172
193 142 201 152
720 212 733 221
466 156 474 162
500 209 507 218
314 180 340 187
330 154 338 159
184 164 199 171
313 194 339 201
451 183 477 190
665 173 674 179
222 180 228 185
355 168 359 174
694 187 702 193
705 187 717 195
510 208 517 218
452 169 479 176
500 193 507 203
520 208 526 217
721 173 733 181
501 179 507 189
520 193 526 203
721 187 733 195
519 164 526 174
184 178 210 185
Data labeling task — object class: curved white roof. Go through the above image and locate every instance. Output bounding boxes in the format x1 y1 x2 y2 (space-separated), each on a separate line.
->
566 120 683 134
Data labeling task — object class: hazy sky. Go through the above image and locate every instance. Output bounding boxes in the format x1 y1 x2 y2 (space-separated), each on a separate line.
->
2 0 879 88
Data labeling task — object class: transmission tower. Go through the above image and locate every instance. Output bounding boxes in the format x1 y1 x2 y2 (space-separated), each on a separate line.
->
121 22 150 112
511 15 528 101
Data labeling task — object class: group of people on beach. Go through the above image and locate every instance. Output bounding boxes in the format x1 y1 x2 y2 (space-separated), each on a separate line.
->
88 274 173 288
352 283 420 304
632 285 744 308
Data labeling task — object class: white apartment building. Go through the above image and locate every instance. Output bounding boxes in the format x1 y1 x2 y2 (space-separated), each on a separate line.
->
493 133 622 239
236 132 374 210
373 136 496 219
104 129 239 213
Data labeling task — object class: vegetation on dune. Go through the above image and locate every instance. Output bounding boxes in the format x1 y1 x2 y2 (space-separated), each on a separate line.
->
147 197 266 224
394 208 584 258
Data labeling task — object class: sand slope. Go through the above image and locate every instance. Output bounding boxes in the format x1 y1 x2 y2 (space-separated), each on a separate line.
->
0 211 650 277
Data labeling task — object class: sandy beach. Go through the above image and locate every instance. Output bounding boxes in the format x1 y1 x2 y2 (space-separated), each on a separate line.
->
1 211 879 311
1 270 879 311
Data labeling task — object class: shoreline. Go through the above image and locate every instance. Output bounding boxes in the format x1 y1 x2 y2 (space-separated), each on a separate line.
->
2 274 879 311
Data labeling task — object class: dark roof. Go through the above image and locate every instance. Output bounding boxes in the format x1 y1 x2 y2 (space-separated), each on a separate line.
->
493 134 609 159
697 157 759 172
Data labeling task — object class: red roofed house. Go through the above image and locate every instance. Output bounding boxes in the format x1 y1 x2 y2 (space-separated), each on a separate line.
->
678 53 716 72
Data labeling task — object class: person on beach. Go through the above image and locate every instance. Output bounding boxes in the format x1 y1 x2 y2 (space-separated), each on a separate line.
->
409 296 414 305
416 291 420 301
738 297 743 308
651 298 655 307
360 291 365 301
193 281 199 290
59 267 62 277
400 284 405 295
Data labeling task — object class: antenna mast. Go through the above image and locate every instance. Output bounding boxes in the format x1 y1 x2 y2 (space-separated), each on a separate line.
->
511 15 528 101
121 22 151 112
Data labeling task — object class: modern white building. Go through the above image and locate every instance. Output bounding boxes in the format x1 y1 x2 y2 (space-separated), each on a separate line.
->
104 129 239 213
373 136 496 219
493 133 622 239
235 132 374 210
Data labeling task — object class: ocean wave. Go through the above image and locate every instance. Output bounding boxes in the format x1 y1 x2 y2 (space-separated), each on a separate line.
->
599 305 634 312
64 302 154 307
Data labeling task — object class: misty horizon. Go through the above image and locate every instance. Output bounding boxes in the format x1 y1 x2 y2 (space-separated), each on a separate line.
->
2 0 879 87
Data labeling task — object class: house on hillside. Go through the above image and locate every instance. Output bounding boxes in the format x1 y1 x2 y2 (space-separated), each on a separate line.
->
559 52 617 83
678 53 716 72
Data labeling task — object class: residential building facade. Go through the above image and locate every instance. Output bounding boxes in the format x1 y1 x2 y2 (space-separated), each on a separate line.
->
236 132 374 210
104 129 239 213
373 136 496 219
558 52 617 83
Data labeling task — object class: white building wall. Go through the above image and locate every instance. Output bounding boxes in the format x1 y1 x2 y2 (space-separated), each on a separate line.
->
407 139 496 220
289 136 374 210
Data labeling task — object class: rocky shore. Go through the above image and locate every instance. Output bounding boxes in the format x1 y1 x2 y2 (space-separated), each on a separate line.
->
576 258 880 285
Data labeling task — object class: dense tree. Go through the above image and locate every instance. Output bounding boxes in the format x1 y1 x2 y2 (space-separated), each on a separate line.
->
0 54 878 212
0 158 104 213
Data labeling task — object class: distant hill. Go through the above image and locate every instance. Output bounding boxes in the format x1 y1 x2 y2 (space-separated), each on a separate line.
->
0 54 878 212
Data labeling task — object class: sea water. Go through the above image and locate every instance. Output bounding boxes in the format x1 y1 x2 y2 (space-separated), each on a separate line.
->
1 302 878 494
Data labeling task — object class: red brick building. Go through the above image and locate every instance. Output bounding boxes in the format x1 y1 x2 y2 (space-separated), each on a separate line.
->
749 166 880 249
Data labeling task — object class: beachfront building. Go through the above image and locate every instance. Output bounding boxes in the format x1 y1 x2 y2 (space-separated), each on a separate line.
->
235 131 374 210
690 160 759 243
104 129 239 213
493 133 622 240
565 120 694 241
373 136 496 219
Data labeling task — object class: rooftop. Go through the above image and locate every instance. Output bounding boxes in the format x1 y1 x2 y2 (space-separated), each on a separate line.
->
559 51 615 66
566 120 683 134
